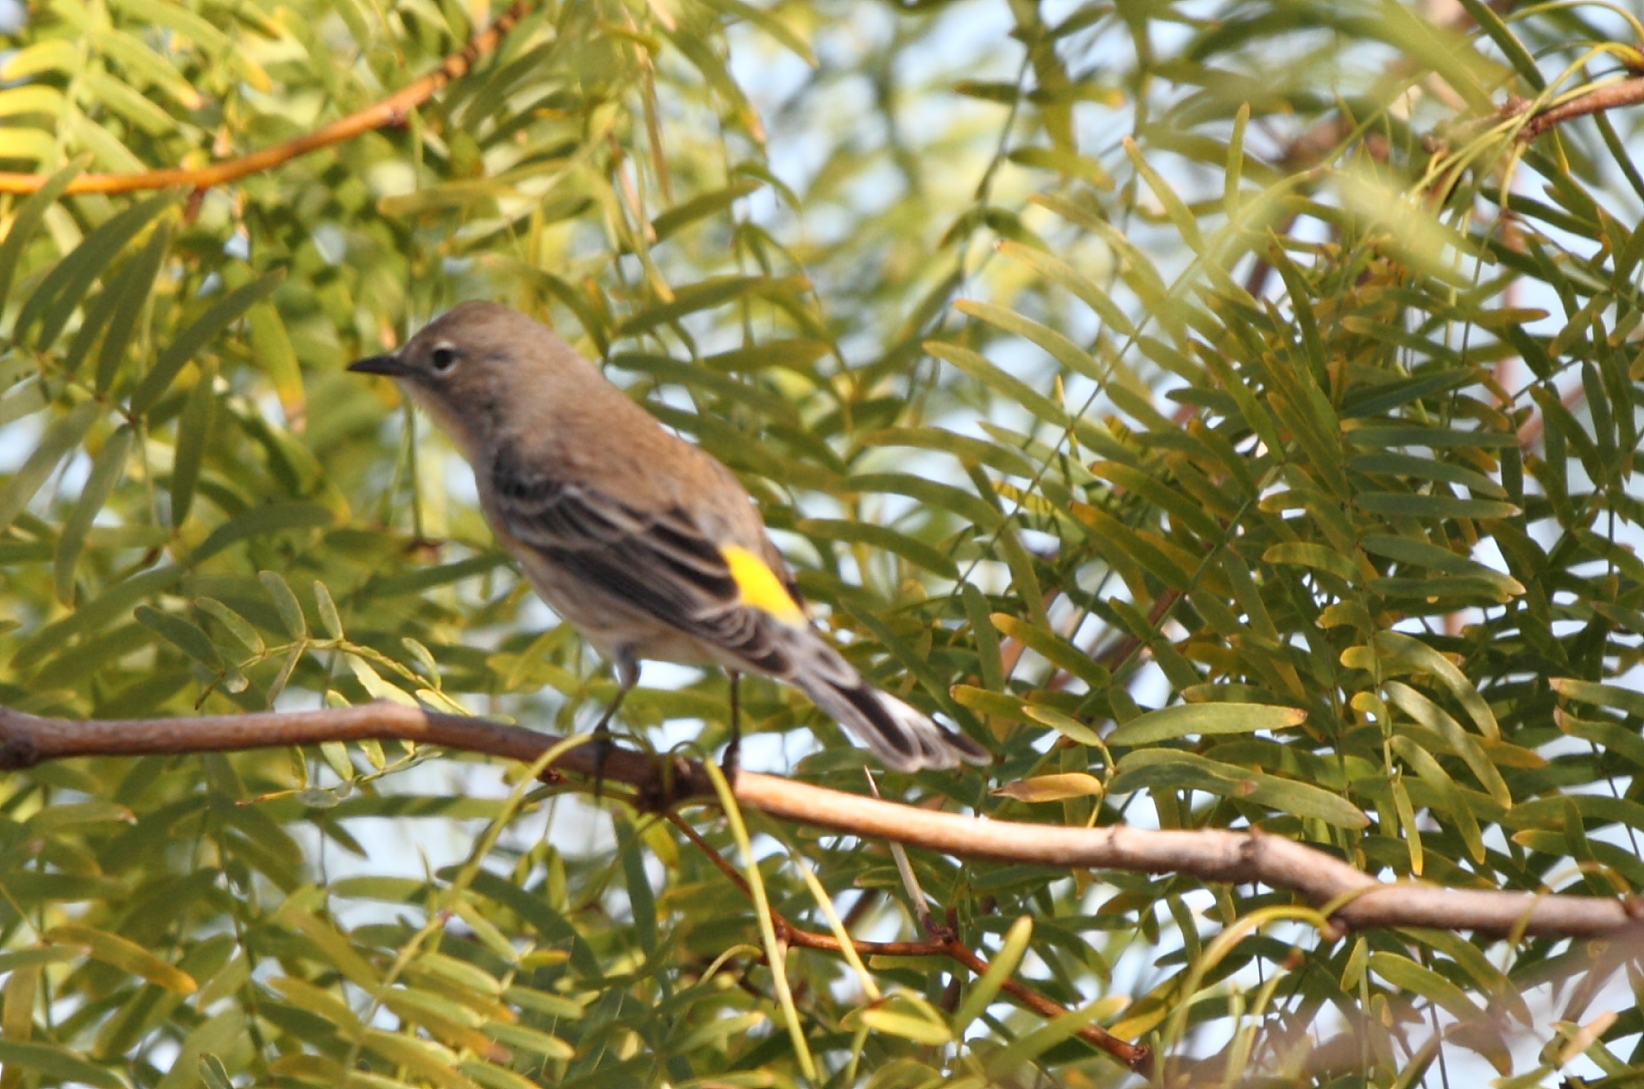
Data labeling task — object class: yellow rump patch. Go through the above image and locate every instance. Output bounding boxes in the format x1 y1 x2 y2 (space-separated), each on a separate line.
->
720 544 804 625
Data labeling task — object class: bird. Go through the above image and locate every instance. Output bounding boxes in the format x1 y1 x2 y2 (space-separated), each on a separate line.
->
348 301 992 777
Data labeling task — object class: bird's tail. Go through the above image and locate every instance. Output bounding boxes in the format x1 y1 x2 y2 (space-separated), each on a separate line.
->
788 648 992 772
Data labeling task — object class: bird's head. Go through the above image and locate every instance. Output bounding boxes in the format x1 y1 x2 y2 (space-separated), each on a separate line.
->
348 300 581 458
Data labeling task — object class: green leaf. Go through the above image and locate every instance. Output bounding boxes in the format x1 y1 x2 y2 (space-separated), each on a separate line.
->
856 998 952 1045
694 0 815 64
611 352 801 423
54 424 133 604
194 597 265 656
129 270 284 416
108 0 231 52
0 372 48 428
189 502 332 566
504 985 586 1020
246 302 306 429
1031 192 1176 329
170 363 217 527
1263 542 1358 582
0 1040 125 1089
412 951 503 997
11 564 185 671
1391 734 1486 863
1349 453 1506 497
484 1022 574 1061
1124 136 1203 252
276 910 380 991
1551 678 1644 719
1007 145 1114 190
0 399 102 536
16 193 176 349
26 801 135 831
199 1054 234 1089
460 870 601 979
47 923 197 993
953 914 1032 1034
1367 952 1479 1020
155 1008 249 1089
989 613 1108 690
1023 704 1106 748
1371 631 1499 739
1453 0 1543 89
1111 749 1368 828
91 28 205 109
1557 710 1644 770
361 553 510 601
927 340 1065 425
0 159 85 313
1088 460 1224 541
1339 367 1473 418
461 1061 549 1089
258 571 308 640
0 39 77 80
1108 703 1306 746
983 994 1116 1076
991 773 1104 803
83 69 175 135
796 518 958 579
1355 492 1519 520
961 585 1004 692
616 274 810 337
955 299 1105 383
994 527 1048 627
1346 425 1520 449
996 239 1132 334
846 472 1003 530
94 220 172 392
863 426 1038 479
950 684 1035 725
134 605 223 670
652 178 763 240
1385 681 1512 807
1361 534 1523 600
363 1031 482 1089
314 580 344 639
0 945 87 973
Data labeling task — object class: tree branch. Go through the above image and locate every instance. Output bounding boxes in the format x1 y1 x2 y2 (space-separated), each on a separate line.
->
0 702 1636 944
1518 77 1644 140
0 1 532 196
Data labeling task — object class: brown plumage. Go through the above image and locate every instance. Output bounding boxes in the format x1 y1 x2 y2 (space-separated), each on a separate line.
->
350 301 991 772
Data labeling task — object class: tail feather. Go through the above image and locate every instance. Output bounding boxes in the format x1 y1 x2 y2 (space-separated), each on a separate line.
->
742 620 993 771
797 674 992 772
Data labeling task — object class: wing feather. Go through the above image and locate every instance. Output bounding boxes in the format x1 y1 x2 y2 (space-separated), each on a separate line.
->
492 458 794 672
490 456 991 770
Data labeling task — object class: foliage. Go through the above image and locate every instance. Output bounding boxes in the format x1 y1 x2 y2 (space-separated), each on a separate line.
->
0 0 1641 1086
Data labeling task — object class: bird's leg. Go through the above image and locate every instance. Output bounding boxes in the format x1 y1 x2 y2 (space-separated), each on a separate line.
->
722 670 741 787
592 648 639 799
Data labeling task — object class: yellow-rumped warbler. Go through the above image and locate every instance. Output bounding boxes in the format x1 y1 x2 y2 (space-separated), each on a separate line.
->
349 301 991 774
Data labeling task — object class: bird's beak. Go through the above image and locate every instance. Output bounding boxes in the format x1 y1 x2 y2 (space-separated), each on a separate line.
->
348 353 409 377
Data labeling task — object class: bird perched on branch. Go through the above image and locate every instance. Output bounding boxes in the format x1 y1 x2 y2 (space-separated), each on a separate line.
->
349 301 991 777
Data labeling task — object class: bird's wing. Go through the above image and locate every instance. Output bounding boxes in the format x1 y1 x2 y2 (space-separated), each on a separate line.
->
491 465 798 673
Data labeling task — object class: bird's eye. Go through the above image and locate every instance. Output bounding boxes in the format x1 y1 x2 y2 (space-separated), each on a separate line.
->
430 347 458 373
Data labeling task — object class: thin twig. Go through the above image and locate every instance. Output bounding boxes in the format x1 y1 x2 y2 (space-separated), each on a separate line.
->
664 813 1151 1071
0 1 533 196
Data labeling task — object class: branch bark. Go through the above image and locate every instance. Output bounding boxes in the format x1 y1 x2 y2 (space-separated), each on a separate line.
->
1517 77 1644 140
0 1 532 196
0 702 1636 942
